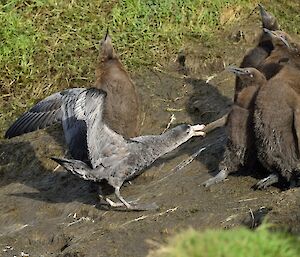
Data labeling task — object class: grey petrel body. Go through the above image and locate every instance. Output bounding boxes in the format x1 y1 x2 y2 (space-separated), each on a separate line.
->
52 88 206 210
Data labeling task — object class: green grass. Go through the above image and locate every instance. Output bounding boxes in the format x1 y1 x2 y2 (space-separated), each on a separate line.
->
148 225 300 257
1 0 300 136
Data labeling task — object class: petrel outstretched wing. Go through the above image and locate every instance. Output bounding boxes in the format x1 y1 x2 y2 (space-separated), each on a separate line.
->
62 88 129 169
5 92 65 139
59 88 90 162
84 88 130 169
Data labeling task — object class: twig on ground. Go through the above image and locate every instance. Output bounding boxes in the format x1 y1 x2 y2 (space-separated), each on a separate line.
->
221 214 239 223
166 108 183 112
238 197 258 203
52 165 60 172
249 208 255 228
162 114 176 133
202 114 228 134
120 207 178 227
153 67 188 79
205 74 217 83
67 216 95 227
155 147 206 184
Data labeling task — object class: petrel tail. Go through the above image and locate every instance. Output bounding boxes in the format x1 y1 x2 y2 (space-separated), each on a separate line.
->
51 157 98 182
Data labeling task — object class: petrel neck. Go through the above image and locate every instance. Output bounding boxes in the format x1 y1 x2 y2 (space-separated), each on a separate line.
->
150 129 192 160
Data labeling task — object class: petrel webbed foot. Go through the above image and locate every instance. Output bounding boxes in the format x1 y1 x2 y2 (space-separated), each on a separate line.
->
202 169 228 187
104 187 159 211
254 173 279 189
105 197 140 207
105 198 159 211
128 202 159 211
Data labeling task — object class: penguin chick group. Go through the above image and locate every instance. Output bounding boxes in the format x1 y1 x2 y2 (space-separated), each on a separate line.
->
204 4 300 189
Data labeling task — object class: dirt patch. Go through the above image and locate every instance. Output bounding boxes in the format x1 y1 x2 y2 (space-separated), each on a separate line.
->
1 17 300 257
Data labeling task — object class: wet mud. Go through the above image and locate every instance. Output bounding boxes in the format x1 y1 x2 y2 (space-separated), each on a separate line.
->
1 18 300 257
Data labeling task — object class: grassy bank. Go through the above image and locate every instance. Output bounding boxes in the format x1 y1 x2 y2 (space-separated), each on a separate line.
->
1 0 300 136
148 225 300 257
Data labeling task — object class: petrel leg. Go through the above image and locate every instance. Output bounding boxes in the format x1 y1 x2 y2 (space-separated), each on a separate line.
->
107 187 158 211
255 173 279 189
105 197 128 207
114 187 134 208
97 185 135 207
202 169 228 187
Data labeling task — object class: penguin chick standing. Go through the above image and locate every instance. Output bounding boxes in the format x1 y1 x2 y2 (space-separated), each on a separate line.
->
203 67 267 187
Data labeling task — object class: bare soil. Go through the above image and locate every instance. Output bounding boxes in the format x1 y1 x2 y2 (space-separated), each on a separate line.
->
1 18 300 257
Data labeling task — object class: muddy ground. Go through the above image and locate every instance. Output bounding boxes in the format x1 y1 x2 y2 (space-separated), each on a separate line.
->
1 17 300 257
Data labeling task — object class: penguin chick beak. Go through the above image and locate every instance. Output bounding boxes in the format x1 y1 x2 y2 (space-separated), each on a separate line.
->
258 4 270 20
191 124 206 137
258 4 277 29
279 37 290 48
263 28 290 48
226 66 248 76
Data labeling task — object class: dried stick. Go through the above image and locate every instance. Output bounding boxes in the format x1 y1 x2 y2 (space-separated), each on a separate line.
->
203 113 228 134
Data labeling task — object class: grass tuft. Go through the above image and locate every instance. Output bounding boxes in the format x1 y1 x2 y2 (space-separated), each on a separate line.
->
148 224 300 257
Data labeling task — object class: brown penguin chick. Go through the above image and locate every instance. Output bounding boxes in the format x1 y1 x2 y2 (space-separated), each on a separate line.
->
254 65 300 189
261 29 300 93
258 29 293 79
234 4 279 100
5 31 141 140
261 29 291 63
286 41 300 70
94 31 140 138
175 49 188 75
269 30 300 70
203 67 267 187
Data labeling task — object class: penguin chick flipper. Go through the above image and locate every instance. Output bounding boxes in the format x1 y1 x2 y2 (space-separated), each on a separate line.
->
202 169 228 187
254 173 279 189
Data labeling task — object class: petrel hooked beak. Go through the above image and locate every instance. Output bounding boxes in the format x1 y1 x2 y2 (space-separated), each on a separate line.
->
190 124 206 137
